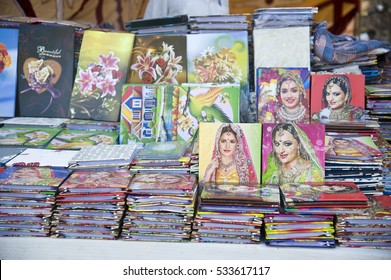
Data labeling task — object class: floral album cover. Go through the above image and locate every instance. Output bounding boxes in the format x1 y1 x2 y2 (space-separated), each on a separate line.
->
128 35 186 84
45 129 118 150
199 122 262 185
261 123 325 184
70 30 135 122
0 27 19 118
177 84 240 142
17 24 75 118
310 73 366 121
186 32 248 84
257 67 310 124
0 126 62 148
325 135 382 161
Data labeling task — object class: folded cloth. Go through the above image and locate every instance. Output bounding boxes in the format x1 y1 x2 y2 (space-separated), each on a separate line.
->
314 21 390 64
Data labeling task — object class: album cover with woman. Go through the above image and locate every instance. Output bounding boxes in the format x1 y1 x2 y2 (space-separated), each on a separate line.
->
280 182 368 205
200 182 280 205
199 122 262 185
129 173 197 195
325 135 382 161
257 67 310 124
261 123 325 184
310 73 366 121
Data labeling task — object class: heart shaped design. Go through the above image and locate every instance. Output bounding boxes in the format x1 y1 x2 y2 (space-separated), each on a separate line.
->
23 58 62 94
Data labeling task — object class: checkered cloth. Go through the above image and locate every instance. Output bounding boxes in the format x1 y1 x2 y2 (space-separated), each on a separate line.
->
313 21 390 64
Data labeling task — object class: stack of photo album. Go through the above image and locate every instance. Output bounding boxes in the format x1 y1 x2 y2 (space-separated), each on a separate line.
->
191 183 280 244
335 195 391 249
324 135 384 195
0 166 71 237
263 214 336 248
52 169 133 239
121 172 198 242
130 141 192 173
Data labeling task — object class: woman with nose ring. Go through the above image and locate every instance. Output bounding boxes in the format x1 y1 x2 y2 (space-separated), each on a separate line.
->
202 123 258 184
262 123 324 184
312 75 365 121
258 70 310 124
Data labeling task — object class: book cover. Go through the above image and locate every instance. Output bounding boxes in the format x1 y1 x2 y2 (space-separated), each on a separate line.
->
0 27 18 117
70 30 135 122
137 141 189 160
120 84 159 144
68 144 140 168
0 166 70 186
186 32 249 123
59 169 133 190
280 182 368 205
200 183 280 205
253 26 311 69
128 35 187 84
129 173 197 195
0 126 62 147
45 129 118 150
177 84 240 142
262 123 325 184
199 122 262 184
0 117 69 128
257 67 310 123
17 24 75 118
310 73 366 121
5 148 78 167
325 135 382 160
186 32 248 84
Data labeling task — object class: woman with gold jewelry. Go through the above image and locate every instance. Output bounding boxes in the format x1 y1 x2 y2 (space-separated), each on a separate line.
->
202 123 258 184
262 123 324 184
312 75 365 121
258 70 310 124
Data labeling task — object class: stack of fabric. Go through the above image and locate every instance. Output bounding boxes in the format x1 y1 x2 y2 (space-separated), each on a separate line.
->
121 172 198 242
192 182 280 244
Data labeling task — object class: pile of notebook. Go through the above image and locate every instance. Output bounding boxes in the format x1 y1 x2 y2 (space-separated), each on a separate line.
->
324 135 384 195
68 144 141 169
191 183 280 244
374 134 391 194
121 172 198 242
189 14 249 33
130 141 191 173
280 182 369 216
51 169 133 240
0 166 70 237
263 213 336 248
335 195 391 249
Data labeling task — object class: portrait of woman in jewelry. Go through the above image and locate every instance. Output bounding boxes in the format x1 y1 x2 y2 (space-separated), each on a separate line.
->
311 74 366 121
280 182 363 203
325 136 382 159
201 123 260 184
262 123 325 184
257 68 310 124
